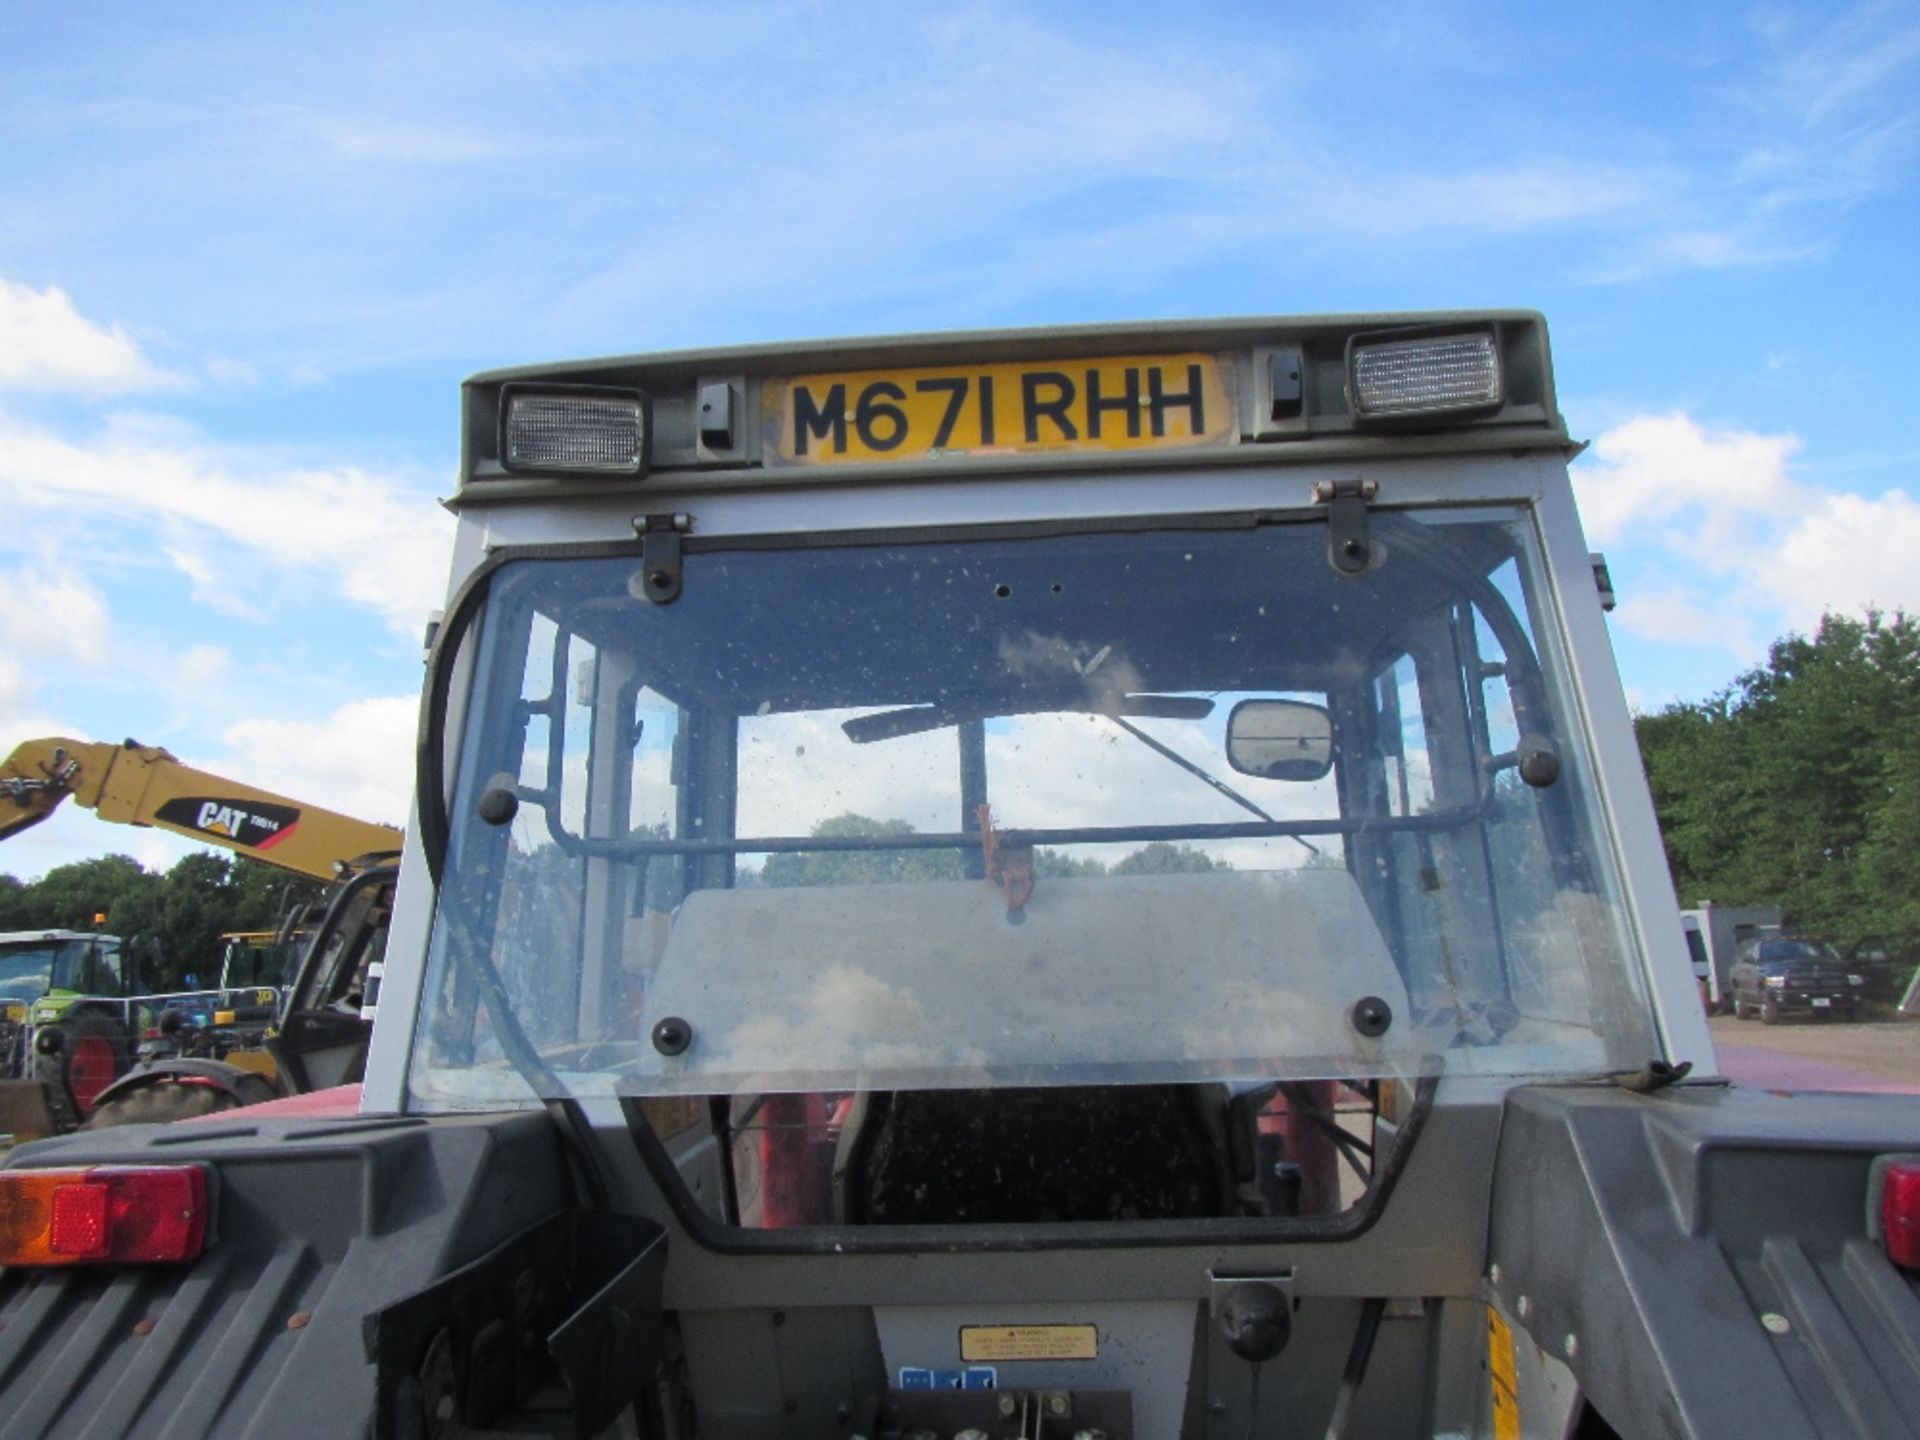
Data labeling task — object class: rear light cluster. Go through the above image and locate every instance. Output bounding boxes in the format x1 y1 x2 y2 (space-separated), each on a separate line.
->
0 1165 210 1267
1879 1159 1920 1271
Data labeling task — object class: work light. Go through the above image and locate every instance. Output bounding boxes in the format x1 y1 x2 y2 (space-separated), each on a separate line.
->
1348 331 1502 420
502 386 651 476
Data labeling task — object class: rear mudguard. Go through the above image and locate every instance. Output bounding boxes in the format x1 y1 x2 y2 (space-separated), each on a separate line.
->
0 1108 660 1439
86 1057 280 1115
1487 1084 1920 1437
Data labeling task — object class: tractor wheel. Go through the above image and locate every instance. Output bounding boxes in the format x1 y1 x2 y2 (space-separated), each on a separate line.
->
86 1071 278 1129
33 1011 132 1126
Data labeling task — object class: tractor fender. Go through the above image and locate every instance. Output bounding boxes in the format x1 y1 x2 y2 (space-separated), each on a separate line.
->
84 1057 280 1127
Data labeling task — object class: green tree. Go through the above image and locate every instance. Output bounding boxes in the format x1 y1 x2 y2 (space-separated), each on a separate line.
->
1112 841 1223 875
1635 609 1920 947
14 854 162 937
1033 848 1109 878
229 856 322 933
153 853 241 989
761 814 965 887
0 873 29 930
1860 723 1920 945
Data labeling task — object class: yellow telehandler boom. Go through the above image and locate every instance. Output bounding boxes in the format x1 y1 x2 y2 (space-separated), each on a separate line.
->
0 737 401 882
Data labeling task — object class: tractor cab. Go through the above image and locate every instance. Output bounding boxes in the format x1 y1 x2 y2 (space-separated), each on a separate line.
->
0 930 129 1018
9 318 1917 1440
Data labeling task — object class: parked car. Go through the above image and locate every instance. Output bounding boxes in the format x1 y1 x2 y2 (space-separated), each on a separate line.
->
1728 935 1864 1023
1842 936 1918 1006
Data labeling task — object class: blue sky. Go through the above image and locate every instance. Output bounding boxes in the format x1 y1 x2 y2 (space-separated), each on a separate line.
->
2 0 1917 879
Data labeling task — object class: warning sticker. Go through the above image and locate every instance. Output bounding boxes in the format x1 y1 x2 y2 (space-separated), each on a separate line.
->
959 1324 1098 1363
1486 1305 1519 1440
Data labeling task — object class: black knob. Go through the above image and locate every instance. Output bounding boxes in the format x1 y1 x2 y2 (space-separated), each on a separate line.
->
1517 738 1561 789
1218 1281 1292 1362
1351 995 1393 1038
477 786 519 826
651 1016 692 1056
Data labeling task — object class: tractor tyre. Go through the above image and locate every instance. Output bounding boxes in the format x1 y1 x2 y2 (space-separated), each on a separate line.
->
33 1010 132 1127
85 1070 278 1129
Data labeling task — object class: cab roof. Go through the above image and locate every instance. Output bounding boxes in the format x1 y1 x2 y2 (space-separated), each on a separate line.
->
454 310 1569 508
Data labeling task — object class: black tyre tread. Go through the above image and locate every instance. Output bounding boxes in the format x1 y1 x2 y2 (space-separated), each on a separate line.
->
32 1009 132 1128
84 1071 277 1128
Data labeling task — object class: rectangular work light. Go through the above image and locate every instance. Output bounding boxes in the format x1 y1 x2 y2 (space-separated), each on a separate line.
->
502 385 651 476
0 1164 210 1266
1349 330 1502 420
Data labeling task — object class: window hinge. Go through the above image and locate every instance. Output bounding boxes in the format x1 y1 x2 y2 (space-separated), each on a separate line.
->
1590 552 1617 612
633 513 691 604
1313 478 1377 575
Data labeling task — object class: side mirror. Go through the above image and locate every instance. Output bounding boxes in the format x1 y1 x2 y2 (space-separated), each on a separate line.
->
1226 699 1334 781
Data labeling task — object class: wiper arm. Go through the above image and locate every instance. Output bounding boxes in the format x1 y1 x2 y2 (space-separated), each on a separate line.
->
843 692 1213 744
1107 716 1320 857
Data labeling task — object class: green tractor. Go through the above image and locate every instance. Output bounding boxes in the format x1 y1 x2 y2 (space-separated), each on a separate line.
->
0 929 155 1135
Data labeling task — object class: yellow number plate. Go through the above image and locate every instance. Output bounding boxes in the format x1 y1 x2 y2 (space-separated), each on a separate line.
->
764 352 1234 466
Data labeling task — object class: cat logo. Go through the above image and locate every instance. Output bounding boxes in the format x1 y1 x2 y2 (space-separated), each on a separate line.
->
155 796 303 852
197 801 259 838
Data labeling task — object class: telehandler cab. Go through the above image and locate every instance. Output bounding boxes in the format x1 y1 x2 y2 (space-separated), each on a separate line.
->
3 314 1918 1439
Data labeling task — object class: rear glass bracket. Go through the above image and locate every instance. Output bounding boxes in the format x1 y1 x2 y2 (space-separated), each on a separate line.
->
633 513 691 604
1314 478 1378 575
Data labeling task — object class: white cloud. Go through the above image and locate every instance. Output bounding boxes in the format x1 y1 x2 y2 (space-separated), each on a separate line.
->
0 277 183 395
1577 412 1801 547
1611 587 1758 656
1577 409 1920 654
217 695 418 831
202 354 260 387
0 411 454 638
0 560 112 664
162 544 265 623
172 643 230 689
1756 4 1920 127
1749 488 1920 631
258 104 519 166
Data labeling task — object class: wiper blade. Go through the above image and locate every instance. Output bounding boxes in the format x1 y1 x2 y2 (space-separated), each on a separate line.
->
843 692 1214 744
1105 716 1319 857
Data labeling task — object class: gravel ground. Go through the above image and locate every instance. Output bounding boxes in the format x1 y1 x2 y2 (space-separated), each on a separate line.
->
1708 1007 1920 1089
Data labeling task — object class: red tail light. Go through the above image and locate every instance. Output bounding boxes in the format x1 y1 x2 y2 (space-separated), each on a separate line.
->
0 1166 210 1267
1882 1160 1920 1271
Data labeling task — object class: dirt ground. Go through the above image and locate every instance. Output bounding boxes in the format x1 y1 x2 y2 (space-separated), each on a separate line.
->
1708 1007 1920 1089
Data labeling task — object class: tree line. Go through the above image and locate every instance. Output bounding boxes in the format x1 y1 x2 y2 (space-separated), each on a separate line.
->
0 853 320 990
1634 609 1920 950
756 812 1224 887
